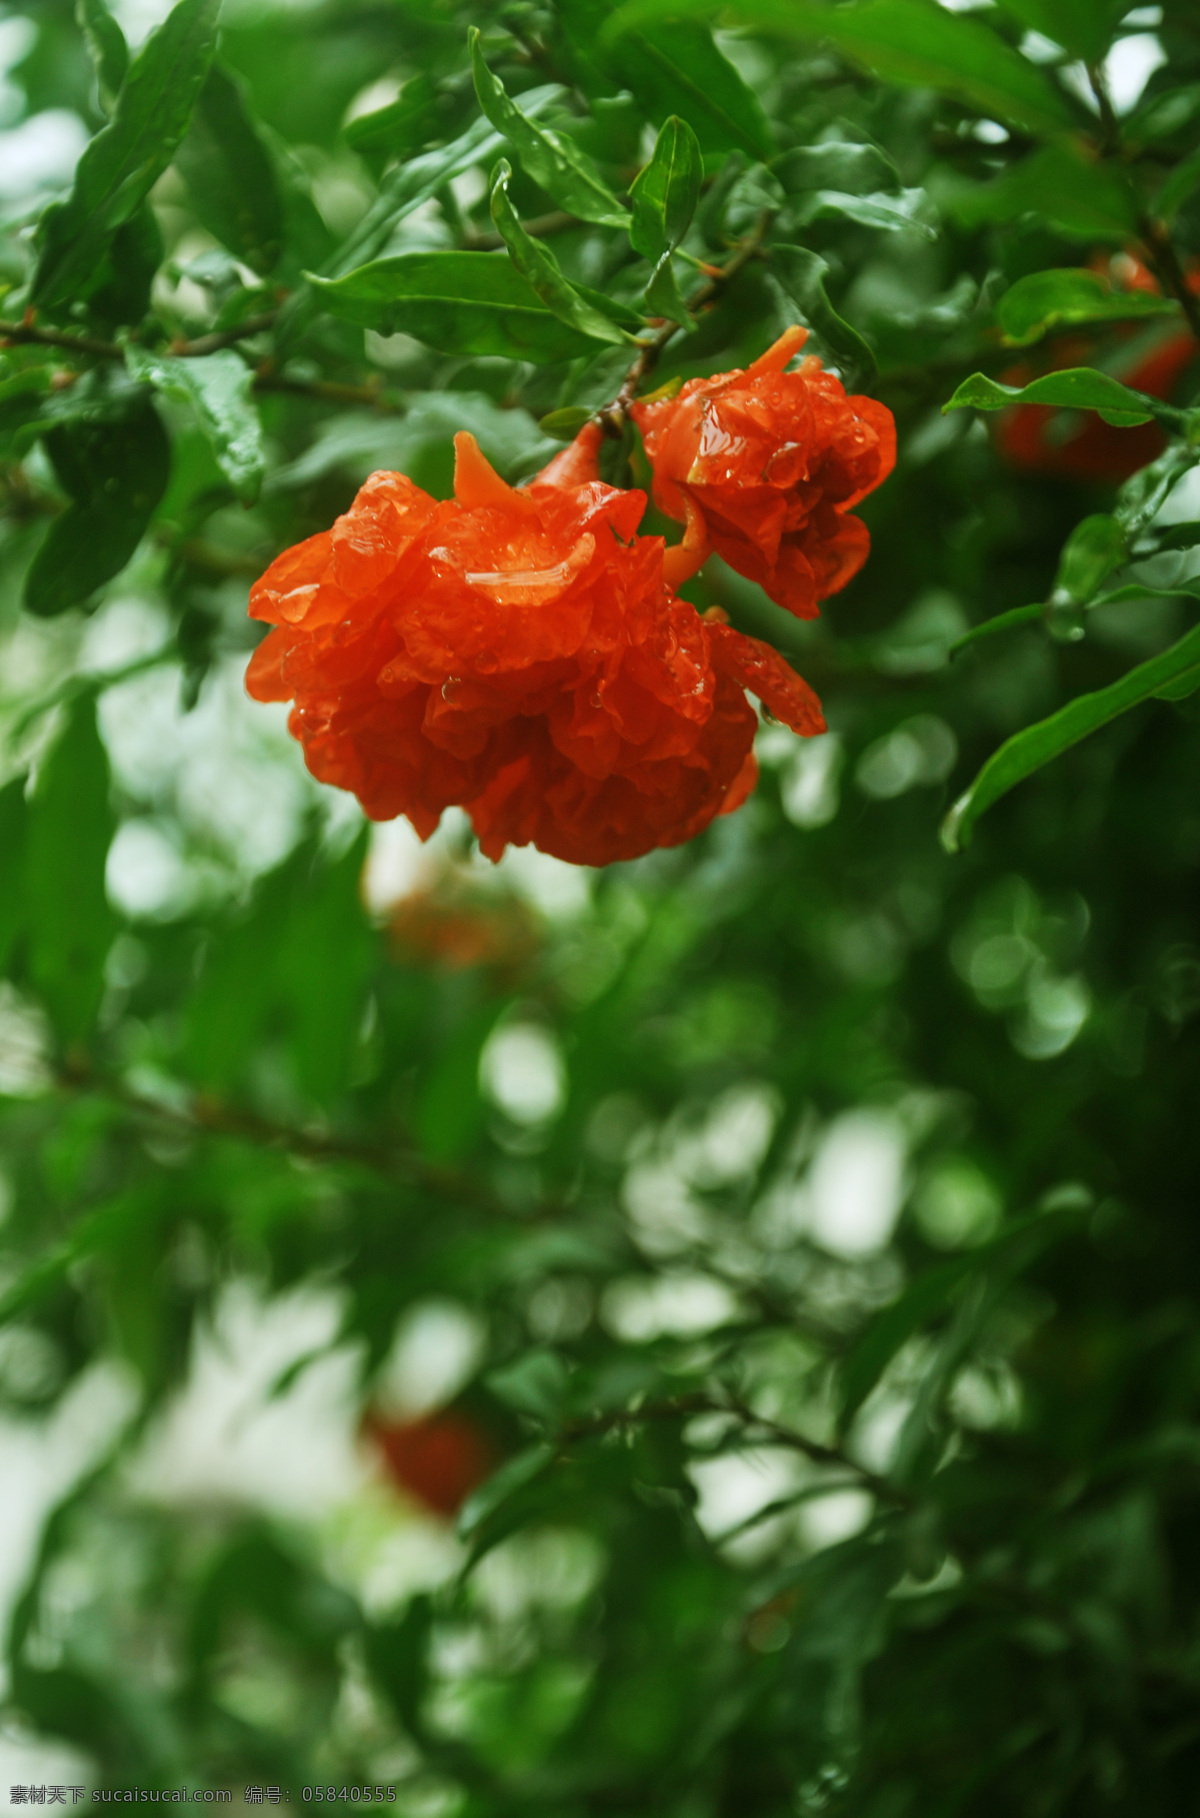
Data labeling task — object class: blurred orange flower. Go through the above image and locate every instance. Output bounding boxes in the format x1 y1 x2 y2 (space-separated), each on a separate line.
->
365 1411 494 1518
631 326 896 620
246 425 824 867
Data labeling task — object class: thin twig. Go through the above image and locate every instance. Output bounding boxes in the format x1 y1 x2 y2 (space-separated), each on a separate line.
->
252 370 401 409
56 1060 537 1224
1083 64 1200 345
1136 212 1200 344
462 209 575 252
597 211 773 436
0 320 122 360
168 311 279 357
559 1391 906 1505
0 311 279 364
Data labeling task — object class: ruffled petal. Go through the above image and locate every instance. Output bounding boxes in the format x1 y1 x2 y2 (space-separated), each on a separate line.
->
706 620 825 736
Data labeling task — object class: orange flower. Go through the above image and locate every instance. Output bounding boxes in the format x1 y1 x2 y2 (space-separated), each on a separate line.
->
631 326 896 620
246 425 824 868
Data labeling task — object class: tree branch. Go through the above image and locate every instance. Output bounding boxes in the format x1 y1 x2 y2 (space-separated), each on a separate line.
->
0 311 278 364
1083 63 1200 345
56 1060 543 1224
559 1391 906 1505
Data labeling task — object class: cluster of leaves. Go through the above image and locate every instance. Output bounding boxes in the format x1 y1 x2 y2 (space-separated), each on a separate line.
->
1 0 1200 1812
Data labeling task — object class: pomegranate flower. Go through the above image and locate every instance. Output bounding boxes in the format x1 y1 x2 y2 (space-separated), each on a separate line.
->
631 326 896 621
246 425 824 867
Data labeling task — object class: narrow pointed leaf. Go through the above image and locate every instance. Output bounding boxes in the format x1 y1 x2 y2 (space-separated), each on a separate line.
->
775 141 901 196
309 252 598 363
996 268 1181 346
32 0 220 310
644 251 693 325
768 243 876 380
1054 514 1126 603
942 621 1200 851
947 145 1138 240
23 399 170 616
125 347 265 504
470 30 628 228
77 0 129 114
25 698 115 1045
489 162 633 346
1157 148 1200 225
277 91 558 345
990 0 1126 63
562 0 773 157
605 0 1076 140
791 186 936 237
0 777 28 979
943 368 1170 428
630 115 703 261
174 63 284 274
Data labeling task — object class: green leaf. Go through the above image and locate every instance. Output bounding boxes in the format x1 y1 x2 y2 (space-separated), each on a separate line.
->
470 30 628 229
276 88 558 348
562 0 773 158
943 368 1168 429
344 75 441 161
946 144 1138 241
457 1444 556 1542
76 0 129 114
124 347 265 505
25 698 115 1045
0 776 28 979
790 186 936 238
487 1349 571 1421
606 0 1077 139
173 63 284 274
275 828 375 1105
990 0 1125 63
1054 514 1127 603
309 251 599 364
768 243 876 380
996 268 1181 347
630 115 703 260
186 834 374 1103
1156 147 1200 225
774 141 901 196
838 1208 1084 1425
31 0 220 311
0 1188 156 1326
942 620 1200 850
23 398 170 617
539 406 593 440
629 119 702 326
644 252 694 325
0 365 149 464
363 1598 434 1740
489 161 634 347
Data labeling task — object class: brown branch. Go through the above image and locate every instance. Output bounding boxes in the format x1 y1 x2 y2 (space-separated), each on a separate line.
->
0 312 278 364
1136 211 1200 344
597 211 773 437
0 320 123 360
1082 63 1200 346
462 209 575 252
168 311 278 357
251 370 402 410
56 1059 539 1224
559 1391 907 1505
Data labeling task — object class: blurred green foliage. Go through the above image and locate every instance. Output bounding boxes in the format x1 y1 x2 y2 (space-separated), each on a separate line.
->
1 0 1200 1813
